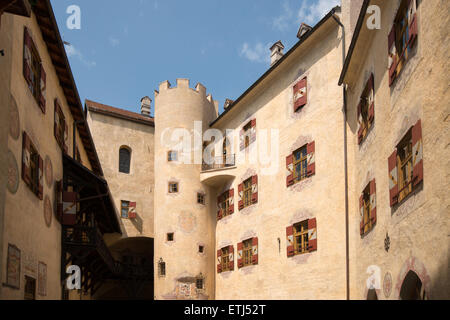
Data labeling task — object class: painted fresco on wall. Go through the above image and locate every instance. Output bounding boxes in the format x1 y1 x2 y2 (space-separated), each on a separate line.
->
7 150 19 194
6 244 21 289
38 262 47 296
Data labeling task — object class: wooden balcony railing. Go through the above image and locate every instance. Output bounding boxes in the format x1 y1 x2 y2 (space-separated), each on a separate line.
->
202 155 235 172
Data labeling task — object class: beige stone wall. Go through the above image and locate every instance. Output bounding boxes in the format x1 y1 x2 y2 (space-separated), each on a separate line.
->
87 110 155 240
345 0 450 300
205 20 348 300
0 13 93 300
154 79 218 300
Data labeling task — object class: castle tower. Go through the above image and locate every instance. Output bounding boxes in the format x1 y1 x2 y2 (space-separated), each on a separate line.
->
153 79 218 300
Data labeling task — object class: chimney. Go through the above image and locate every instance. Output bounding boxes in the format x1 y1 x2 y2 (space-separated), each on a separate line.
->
140 96 152 117
297 23 312 39
224 99 234 110
270 41 284 67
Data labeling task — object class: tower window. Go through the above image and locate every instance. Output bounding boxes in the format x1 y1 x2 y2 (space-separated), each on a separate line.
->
119 147 131 174
158 259 166 277
169 182 179 193
199 245 204 253
168 151 178 162
121 201 130 218
197 193 205 205
167 233 174 242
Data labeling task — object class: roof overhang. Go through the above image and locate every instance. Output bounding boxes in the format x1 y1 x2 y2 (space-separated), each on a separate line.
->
86 100 155 127
339 0 388 86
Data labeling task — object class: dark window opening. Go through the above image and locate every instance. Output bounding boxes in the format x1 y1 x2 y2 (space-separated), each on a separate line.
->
119 147 131 174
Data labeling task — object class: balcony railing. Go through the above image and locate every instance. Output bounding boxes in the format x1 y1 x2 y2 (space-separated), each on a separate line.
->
202 155 235 172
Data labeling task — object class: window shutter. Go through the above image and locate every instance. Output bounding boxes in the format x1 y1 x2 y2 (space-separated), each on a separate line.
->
237 242 243 268
54 100 61 145
308 218 317 252
39 64 46 114
388 150 399 207
217 194 223 220
239 129 245 151
23 28 32 86
307 141 316 176
251 175 258 204
128 202 137 219
412 119 423 186
367 74 375 123
286 154 294 187
217 250 222 273
294 78 307 112
286 226 294 257
357 100 364 145
62 192 77 225
38 155 44 200
370 179 377 225
250 119 256 144
238 183 244 210
63 121 68 154
55 180 63 223
407 0 418 46
22 132 32 186
228 189 234 214
252 237 258 265
359 194 365 236
229 245 234 271
388 24 397 86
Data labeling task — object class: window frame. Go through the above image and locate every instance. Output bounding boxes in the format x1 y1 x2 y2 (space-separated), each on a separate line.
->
168 182 179 194
219 193 231 218
362 185 374 235
242 239 253 267
118 147 131 174
293 146 308 183
293 221 309 256
120 200 130 219
28 40 41 103
221 247 230 272
167 233 174 242
243 178 252 208
397 130 414 202
168 150 178 162
197 192 205 205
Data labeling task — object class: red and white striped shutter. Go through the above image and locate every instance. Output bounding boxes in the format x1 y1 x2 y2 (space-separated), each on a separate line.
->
357 100 364 145
39 64 46 113
359 194 365 236
286 154 294 187
308 218 317 252
63 121 68 154
229 189 234 214
252 237 258 265
251 175 258 204
388 150 399 207
54 100 61 145
294 78 307 112
286 226 294 257
250 119 256 144
238 183 244 210
38 155 44 200
367 74 375 123
307 141 316 176
22 132 31 186
237 242 243 268
62 192 77 225
370 179 377 225
388 25 397 86
407 0 418 46
217 250 222 273
23 28 32 86
412 119 423 187
128 202 137 219
229 245 234 271
239 129 245 151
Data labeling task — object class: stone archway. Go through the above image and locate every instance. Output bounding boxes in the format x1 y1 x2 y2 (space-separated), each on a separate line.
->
395 256 431 300
399 270 428 300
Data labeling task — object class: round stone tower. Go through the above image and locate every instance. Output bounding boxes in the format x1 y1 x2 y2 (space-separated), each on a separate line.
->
153 79 218 300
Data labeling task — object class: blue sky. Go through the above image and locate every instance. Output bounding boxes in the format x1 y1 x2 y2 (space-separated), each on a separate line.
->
50 0 339 116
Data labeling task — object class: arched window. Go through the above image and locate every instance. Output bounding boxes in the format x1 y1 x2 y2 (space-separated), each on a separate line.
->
119 147 131 174
400 270 428 300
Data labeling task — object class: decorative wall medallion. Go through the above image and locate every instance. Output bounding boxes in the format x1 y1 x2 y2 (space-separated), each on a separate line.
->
384 232 391 252
38 262 47 296
383 272 393 298
44 195 52 228
44 156 53 188
9 94 20 141
178 211 196 234
7 150 19 194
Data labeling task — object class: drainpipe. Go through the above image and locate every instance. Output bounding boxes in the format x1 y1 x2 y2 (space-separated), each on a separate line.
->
332 13 350 301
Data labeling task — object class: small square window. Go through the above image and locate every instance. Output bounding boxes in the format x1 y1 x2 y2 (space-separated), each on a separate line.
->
197 193 205 205
167 233 174 242
196 278 204 290
168 151 178 162
169 182 179 194
199 245 204 253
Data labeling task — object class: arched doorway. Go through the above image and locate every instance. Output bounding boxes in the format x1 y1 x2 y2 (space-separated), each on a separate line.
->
93 237 154 300
400 270 428 300
367 289 378 300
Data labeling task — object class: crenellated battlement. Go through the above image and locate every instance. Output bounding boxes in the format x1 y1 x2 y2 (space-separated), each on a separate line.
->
154 78 214 104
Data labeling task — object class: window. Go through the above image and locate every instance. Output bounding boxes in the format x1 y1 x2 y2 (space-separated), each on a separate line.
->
388 0 418 86
195 275 204 290
242 239 253 267
243 178 252 208
293 146 308 183
199 245 204 253
217 189 234 220
169 182 179 194
121 201 130 218
29 144 39 194
22 132 43 199
197 193 205 205
240 119 256 151
54 99 67 152
287 219 317 257
358 74 375 144
294 221 309 255
293 77 307 112
221 247 230 272
24 276 36 300
360 182 376 236
119 147 131 173
158 259 166 277
168 150 178 162
397 130 413 202
167 233 174 242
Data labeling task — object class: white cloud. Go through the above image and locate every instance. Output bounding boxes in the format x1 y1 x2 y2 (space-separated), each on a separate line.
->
109 36 120 47
297 0 340 25
239 42 271 64
64 44 96 68
272 1 294 31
